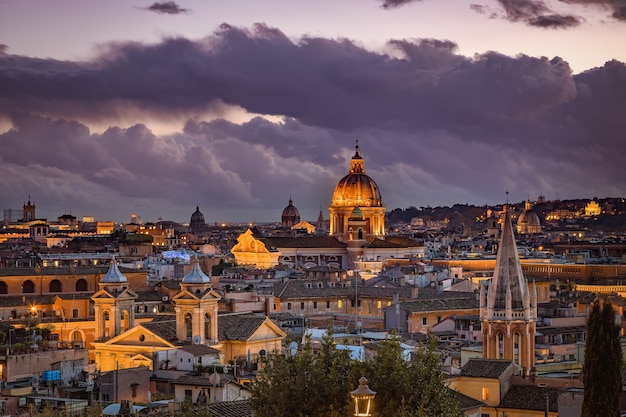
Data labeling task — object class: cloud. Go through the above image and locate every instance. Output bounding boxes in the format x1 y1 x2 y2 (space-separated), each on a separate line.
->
0 45 8 54
0 25 624 222
379 0 418 9
529 14 582 27
144 1 189 15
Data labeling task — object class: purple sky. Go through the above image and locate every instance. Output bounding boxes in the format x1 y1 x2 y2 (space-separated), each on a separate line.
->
1 0 625 224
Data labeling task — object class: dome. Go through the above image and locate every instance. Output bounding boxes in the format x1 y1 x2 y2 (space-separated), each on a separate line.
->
182 256 211 284
191 206 205 223
281 198 301 227
101 257 128 283
330 143 382 208
517 199 541 234
190 206 206 233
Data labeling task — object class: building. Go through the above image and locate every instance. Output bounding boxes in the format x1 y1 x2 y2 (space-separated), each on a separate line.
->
231 142 425 269
480 206 538 375
516 199 542 235
190 206 208 235
281 199 301 228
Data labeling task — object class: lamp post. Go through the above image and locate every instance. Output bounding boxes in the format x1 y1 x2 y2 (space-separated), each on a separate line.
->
350 377 376 417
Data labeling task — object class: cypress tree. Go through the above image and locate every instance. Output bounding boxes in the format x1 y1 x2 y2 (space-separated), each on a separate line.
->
581 300 623 417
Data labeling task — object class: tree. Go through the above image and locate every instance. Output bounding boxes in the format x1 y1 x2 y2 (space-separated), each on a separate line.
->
250 330 462 417
582 300 623 417
366 336 462 417
250 332 354 417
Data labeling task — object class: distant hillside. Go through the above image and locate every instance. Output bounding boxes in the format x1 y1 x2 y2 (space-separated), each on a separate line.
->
386 197 626 233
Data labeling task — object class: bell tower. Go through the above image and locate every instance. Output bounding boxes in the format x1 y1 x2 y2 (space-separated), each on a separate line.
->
480 205 537 375
172 256 221 345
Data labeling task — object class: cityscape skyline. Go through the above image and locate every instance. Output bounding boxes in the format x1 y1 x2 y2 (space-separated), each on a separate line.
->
1 0 625 223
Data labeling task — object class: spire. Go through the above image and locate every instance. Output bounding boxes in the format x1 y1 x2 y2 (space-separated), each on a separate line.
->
486 208 529 312
349 140 364 174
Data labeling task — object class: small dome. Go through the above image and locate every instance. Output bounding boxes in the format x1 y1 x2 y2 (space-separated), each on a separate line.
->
101 257 128 283
331 144 382 208
182 256 211 284
281 199 301 227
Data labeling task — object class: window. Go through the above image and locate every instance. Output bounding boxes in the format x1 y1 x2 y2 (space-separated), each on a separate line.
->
0 281 7 294
300 302 305 310
49 279 62 293
338 300 343 308
184 390 192 401
131 383 139 398
422 317 427 326
481 387 489 401
75 278 88 292
22 280 35 294
437 316 441 323
72 309 79 318
326 301 330 309
287 303 292 311
377 300 382 309
313 301 317 309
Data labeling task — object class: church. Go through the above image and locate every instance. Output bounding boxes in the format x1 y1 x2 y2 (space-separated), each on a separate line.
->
230 142 425 271
90 257 286 372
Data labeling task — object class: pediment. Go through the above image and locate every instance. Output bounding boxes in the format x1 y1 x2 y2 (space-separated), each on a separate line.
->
99 324 175 348
249 318 287 341
231 229 271 254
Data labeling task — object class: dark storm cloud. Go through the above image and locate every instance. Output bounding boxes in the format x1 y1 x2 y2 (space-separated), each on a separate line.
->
378 0 420 9
529 14 582 27
560 0 626 20
144 1 189 15
0 24 625 222
486 0 583 28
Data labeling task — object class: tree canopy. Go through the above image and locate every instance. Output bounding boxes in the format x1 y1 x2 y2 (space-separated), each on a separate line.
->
581 300 623 417
250 331 462 417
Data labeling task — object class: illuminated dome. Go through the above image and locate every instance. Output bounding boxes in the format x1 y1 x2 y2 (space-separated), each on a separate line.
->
330 143 382 208
328 141 386 240
281 198 301 228
517 199 542 234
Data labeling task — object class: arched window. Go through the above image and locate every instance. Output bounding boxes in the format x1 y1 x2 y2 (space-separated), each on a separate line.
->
75 279 88 292
0 281 7 294
22 280 35 294
497 333 504 359
204 313 211 341
49 279 62 293
358 228 363 240
185 313 193 339
71 331 83 348
513 332 520 364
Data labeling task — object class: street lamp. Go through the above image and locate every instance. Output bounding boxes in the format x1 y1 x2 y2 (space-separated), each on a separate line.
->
350 377 376 417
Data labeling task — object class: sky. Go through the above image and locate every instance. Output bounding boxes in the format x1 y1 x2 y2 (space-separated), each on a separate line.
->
1 0 625 224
